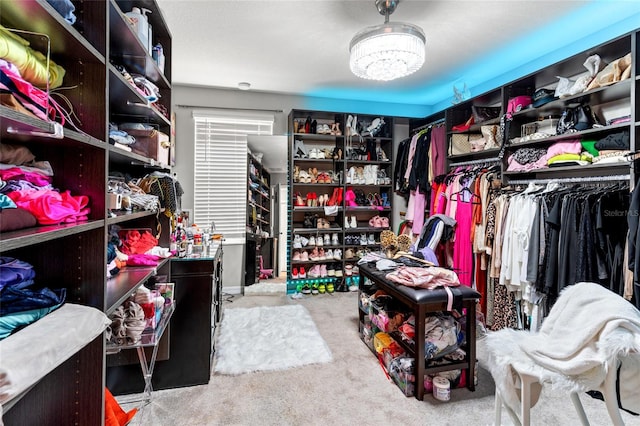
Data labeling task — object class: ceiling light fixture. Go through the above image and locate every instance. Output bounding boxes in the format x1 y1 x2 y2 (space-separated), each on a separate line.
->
238 82 251 90
349 0 425 82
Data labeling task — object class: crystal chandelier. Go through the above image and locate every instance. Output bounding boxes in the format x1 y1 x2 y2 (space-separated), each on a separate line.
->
349 0 425 81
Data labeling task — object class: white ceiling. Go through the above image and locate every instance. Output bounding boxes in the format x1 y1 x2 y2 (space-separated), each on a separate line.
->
154 0 636 173
156 0 586 98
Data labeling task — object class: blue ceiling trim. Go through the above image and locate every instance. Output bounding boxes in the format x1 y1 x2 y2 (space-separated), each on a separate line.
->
304 0 640 118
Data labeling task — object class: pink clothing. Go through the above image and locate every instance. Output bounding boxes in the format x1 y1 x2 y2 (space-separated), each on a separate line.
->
0 167 52 187
430 126 447 177
8 189 89 225
453 199 474 287
410 189 427 235
403 133 419 181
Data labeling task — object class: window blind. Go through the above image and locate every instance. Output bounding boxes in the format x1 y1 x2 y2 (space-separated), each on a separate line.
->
193 113 273 240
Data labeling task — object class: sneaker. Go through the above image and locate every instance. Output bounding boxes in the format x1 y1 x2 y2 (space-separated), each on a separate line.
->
311 283 319 295
333 249 342 260
318 248 326 260
345 248 354 259
324 234 330 246
360 233 367 245
368 234 376 245
349 275 359 291
293 250 301 261
301 283 311 294
292 267 299 279
300 235 310 247
318 282 326 293
299 266 307 279
293 235 302 249
320 264 328 278
300 250 309 261
316 234 323 247
332 233 339 245
335 268 343 278
350 216 358 229
327 264 336 276
309 247 319 261
344 216 350 229
325 249 333 260
308 264 320 278
309 235 316 246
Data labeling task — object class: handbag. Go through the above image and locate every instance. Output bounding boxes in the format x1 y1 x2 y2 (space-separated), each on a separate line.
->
472 105 501 123
481 125 499 150
449 133 482 155
556 104 595 134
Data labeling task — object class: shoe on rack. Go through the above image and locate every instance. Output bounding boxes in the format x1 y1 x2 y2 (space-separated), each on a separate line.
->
333 249 342 260
368 234 376 245
316 233 324 246
320 264 328 278
344 216 350 229
318 282 326 293
309 235 316 246
311 283 319 295
350 216 358 229
293 250 301 261
325 249 333 260
331 233 339 245
327 264 336 277
292 267 299 279
293 234 302 249
294 193 306 207
309 247 320 261
301 282 311 294
299 266 307 279
345 248 354 259
349 275 359 292
300 235 309 247
300 250 309 261
308 264 320 278
360 233 367 245
326 280 335 293
318 248 326 260
345 189 358 207
324 234 330 246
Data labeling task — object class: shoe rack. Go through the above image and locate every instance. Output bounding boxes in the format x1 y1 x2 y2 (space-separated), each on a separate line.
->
287 110 394 294
246 153 271 285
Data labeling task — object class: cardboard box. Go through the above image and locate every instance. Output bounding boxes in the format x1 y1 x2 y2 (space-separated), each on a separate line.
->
128 129 170 165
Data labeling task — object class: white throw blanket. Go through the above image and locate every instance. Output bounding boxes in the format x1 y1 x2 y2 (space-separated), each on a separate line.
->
485 282 640 415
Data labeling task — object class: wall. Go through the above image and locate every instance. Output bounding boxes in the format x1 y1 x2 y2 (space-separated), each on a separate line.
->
173 84 410 290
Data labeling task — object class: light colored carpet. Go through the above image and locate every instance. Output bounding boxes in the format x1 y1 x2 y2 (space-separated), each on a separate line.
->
244 281 286 295
124 293 640 426
214 305 332 375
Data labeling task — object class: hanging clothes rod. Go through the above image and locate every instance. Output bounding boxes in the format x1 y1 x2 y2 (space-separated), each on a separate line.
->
411 117 445 134
449 157 502 167
507 174 630 185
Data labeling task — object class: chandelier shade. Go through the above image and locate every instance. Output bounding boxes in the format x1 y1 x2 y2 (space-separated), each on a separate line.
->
349 22 426 81
349 1 425 81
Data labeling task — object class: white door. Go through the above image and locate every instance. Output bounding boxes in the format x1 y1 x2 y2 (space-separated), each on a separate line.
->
278 184 288 277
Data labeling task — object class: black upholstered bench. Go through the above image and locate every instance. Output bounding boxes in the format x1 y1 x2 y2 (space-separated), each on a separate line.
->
358 262 481 401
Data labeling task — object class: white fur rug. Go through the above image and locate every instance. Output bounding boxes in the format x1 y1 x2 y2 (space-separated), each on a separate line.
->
214 305 333 375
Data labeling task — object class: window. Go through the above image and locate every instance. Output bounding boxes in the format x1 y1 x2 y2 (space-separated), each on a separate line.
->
193 111 273 241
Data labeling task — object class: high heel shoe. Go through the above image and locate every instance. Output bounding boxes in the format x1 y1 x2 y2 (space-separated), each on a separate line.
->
327 188 339 206
305 116 312 133
295 193 305 207
293 165 300 183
